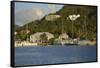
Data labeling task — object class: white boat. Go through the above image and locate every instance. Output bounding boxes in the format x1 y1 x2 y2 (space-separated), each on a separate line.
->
15 41 38 47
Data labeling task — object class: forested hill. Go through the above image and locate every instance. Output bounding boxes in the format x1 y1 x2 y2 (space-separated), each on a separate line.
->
15 24 20 29
16 5 97 40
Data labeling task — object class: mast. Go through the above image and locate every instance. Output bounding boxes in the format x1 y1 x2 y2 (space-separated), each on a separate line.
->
72 20 74 39
84 15 87 40
61 19 63 34
69 14 80 43
26 24 28 41
61 18 64 45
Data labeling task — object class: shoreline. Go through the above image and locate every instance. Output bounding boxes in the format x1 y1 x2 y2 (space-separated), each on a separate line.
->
14 44 96 48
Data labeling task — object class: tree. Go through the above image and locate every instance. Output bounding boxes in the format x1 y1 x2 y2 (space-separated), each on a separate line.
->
39 33 48 46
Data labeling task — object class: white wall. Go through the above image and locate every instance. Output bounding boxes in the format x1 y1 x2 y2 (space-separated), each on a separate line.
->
0 0 99 68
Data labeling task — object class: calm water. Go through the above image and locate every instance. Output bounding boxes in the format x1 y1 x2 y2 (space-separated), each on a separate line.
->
15 45 97 66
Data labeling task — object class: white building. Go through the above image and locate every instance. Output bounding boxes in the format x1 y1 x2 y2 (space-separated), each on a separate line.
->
45 14 61 21
59 33 69 40
55 33 69 45
30 32 54 42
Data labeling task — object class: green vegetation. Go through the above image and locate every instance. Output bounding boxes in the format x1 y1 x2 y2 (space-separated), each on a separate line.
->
48 38 55 45
38 33 48 46
15 5 97 41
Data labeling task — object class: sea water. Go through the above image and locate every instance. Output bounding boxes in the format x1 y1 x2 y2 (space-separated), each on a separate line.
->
15 45 97 66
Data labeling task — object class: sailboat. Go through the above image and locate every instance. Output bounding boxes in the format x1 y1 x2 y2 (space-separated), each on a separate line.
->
78 16 90 45
60 16 78 46
15 24 37 47
65 14 80 45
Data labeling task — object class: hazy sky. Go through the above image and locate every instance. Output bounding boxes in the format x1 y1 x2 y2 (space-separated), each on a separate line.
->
15 2 64 26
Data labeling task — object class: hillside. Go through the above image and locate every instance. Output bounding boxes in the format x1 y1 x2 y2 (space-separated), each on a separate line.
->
15 5 97 40
15 24 20 30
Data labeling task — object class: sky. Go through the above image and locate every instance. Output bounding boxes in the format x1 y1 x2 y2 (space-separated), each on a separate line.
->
15 2 64 26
